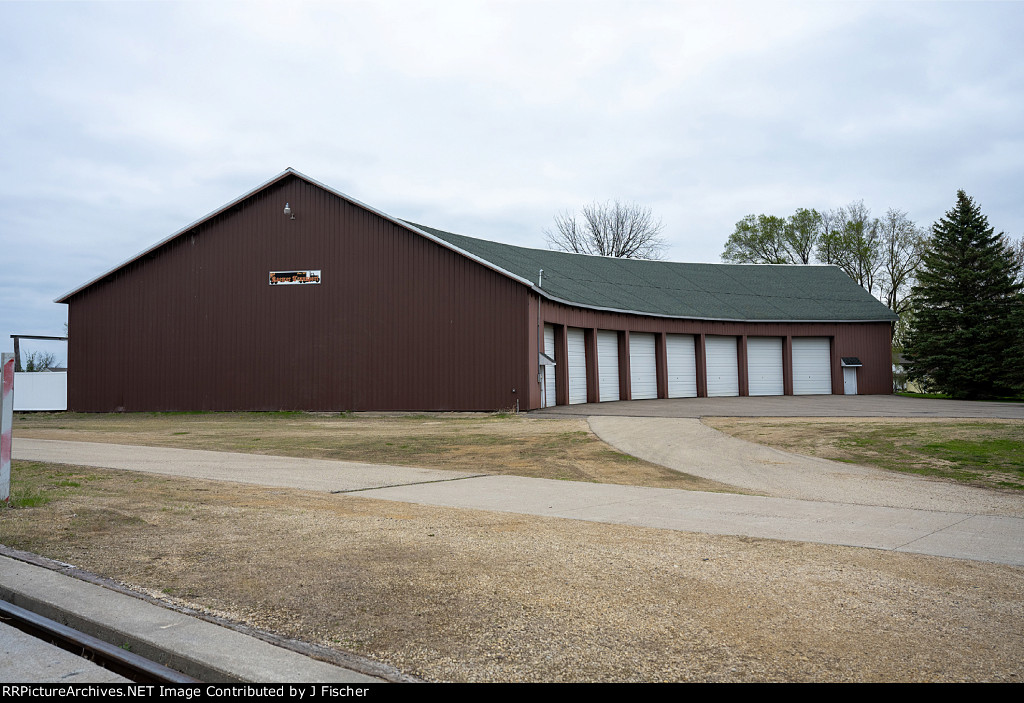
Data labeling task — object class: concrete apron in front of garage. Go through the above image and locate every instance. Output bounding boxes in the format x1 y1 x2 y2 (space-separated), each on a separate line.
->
530 394 1024 418
13 439 1024 567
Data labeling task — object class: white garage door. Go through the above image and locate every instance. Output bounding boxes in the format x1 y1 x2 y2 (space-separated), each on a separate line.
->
629 333 658 400
666 334 697 398
706 336 739 397
792 337 832 395
567 327 588 404
746 337 784 396
596 330 619 402
544 324 556 408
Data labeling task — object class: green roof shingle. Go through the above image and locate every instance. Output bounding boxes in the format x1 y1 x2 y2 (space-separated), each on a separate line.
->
407 221 898 323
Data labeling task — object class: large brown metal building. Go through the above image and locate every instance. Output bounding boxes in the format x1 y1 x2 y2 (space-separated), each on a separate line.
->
58 169 897 412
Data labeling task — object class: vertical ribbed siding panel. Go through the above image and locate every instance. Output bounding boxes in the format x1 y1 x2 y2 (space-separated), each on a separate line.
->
66 175 530 412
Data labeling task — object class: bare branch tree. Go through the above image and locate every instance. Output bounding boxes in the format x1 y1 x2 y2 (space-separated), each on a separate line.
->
24 351 57 372
816 200 882 296
816 207 844 265
877 208 927 317
546 200 666 259
1011 234 1024 286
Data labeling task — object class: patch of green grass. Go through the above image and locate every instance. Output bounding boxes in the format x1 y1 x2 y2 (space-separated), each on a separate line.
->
923 439 1024 474
897 391 1024 403
2 461 106 509
8 491 53 508
826 423 1024 490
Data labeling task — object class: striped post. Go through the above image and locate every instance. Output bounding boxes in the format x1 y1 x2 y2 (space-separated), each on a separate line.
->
1 353 13 503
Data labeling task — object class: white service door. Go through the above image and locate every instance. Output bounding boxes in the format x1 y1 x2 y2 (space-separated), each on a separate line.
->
666 334 697 398
746 337 784 396
843 366 858 395
705 336 739 397
543 324 556 407
567 327 588 404
629 333 658 400
596 330 619 402
793 337 832 395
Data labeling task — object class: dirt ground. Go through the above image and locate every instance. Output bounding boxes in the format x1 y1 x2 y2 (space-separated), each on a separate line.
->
12 412 735 492
1 461 1022 683
5 413 1024 681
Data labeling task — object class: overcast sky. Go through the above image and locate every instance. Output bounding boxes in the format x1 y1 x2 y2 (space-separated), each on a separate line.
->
2 0 1023 365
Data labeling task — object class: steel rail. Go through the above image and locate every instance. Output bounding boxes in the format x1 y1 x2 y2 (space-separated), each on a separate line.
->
0 598 200 684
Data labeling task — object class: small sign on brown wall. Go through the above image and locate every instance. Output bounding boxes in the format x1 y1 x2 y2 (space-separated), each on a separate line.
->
269 270 321 285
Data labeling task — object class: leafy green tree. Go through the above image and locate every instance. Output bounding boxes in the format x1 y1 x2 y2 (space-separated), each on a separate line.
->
722 209 821 265
904 191 1024 399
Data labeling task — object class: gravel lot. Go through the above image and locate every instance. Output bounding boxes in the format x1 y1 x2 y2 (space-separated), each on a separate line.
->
2 461 1022 682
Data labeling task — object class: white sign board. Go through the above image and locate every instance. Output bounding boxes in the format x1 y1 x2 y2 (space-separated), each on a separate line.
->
13 372 68 411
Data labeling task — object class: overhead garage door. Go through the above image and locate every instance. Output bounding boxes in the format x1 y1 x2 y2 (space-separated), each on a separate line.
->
544 324 556 407
747 337 784 396
596 330 619 402
629 333 658 400
567 327 588 404
666 334 697 398
792 337 832 395
706 336 739 397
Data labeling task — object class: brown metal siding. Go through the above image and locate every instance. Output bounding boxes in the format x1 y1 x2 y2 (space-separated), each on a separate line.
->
67 175 530 412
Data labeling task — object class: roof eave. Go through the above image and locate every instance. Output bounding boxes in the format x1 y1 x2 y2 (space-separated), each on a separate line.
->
531 288 897 324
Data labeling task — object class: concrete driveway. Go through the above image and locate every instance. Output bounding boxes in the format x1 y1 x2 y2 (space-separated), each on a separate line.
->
13 437 1024 566
532 394 1024 418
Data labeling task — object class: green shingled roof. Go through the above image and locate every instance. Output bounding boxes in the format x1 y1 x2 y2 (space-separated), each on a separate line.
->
406 221 898 323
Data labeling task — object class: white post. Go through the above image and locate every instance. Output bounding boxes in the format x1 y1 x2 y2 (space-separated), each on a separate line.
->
1 353 13 503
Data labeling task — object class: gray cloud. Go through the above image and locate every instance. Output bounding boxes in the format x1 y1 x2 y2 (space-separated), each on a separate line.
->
2 1 1023 364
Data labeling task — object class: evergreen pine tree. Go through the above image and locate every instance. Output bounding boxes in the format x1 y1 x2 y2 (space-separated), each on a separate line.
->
904 191 1024 399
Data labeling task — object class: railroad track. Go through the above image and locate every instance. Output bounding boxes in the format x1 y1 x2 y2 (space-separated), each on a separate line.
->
0 598 199 684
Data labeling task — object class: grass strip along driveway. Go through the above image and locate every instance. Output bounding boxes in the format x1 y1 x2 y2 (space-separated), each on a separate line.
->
12 412 731 492
704 417 1024 492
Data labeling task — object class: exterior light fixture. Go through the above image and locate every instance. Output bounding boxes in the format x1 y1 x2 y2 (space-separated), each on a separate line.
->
284 203 295 219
